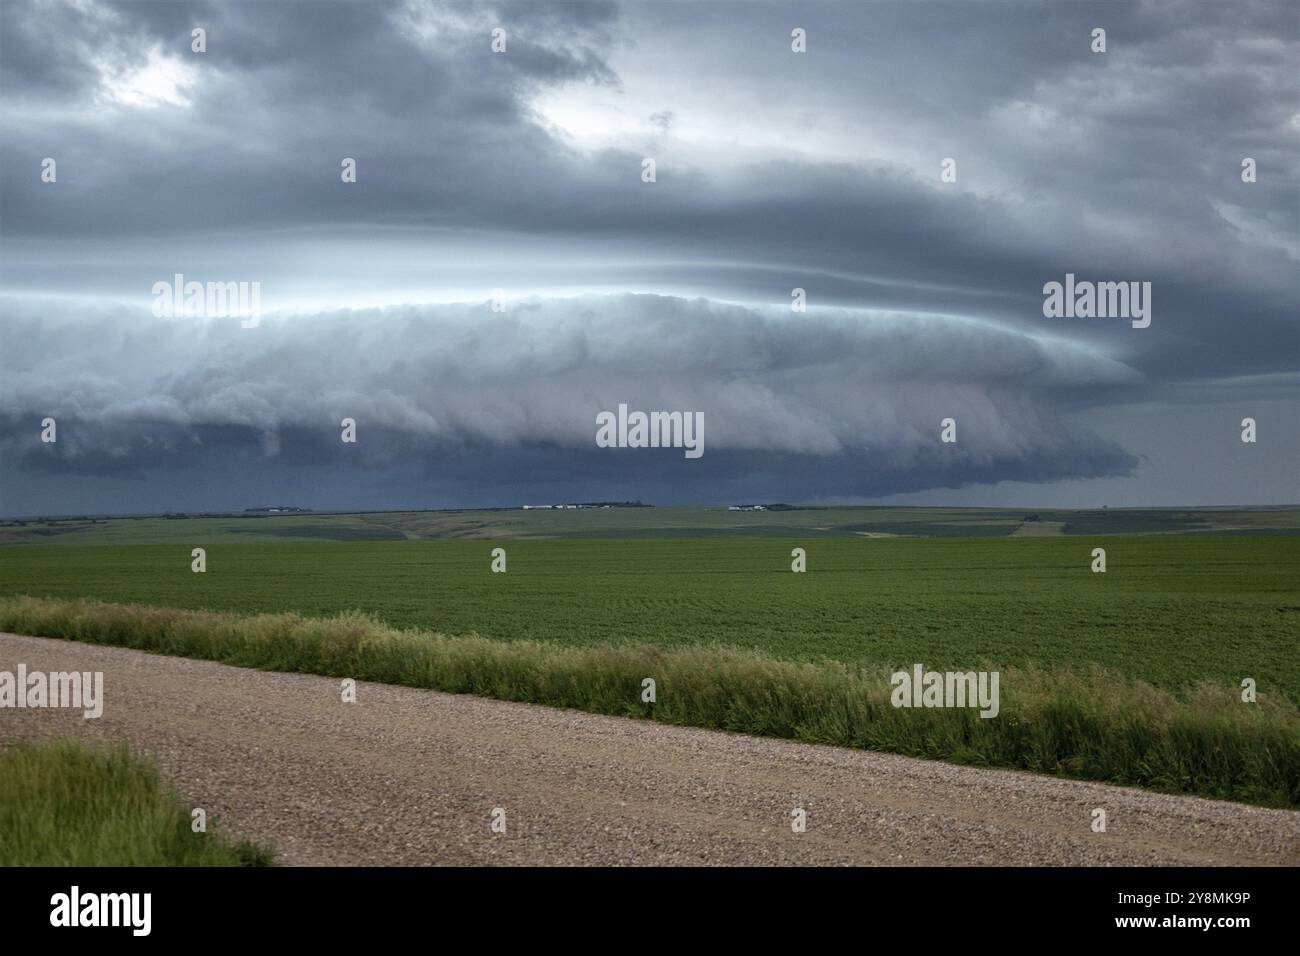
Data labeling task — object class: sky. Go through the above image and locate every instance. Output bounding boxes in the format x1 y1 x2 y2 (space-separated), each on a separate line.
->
0 0 1296 515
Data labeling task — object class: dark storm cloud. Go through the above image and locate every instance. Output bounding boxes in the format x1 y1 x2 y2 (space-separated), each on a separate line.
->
0 0 1295 511
2 0 1294 379
0 294 1137 501
0 0 620 235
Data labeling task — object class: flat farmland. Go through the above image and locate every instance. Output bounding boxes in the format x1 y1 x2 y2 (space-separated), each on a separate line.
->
2 506 1297 545
1 535 1296 701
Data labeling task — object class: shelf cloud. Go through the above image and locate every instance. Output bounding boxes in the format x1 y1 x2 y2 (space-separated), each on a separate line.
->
1 0 1295 512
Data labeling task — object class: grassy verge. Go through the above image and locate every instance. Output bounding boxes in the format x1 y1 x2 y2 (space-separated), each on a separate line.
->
1 594 1296 810
0 738 275 866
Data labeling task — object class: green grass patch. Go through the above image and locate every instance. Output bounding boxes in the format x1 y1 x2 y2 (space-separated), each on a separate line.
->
1 536 1296 700
0 738 274 866
2 595 1296 809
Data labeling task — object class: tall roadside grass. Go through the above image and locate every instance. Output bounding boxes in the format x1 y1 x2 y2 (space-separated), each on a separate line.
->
2 595 1296 809
0 738 274 866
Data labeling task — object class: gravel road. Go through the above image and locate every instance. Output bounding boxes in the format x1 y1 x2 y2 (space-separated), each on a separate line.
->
1 631 1296 866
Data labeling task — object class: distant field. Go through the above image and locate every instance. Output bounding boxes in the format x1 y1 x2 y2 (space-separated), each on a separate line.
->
1 505 1296 546
2 535 1296 701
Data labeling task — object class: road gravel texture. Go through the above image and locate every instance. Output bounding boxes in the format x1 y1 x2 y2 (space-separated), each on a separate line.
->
1 632 1296 866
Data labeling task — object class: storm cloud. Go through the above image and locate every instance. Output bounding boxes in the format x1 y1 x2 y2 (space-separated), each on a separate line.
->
0 0 1295 512
1 294 1137 501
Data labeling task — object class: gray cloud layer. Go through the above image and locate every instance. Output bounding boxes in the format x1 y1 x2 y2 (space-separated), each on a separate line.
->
0 0 1295 511
1 294 1138 502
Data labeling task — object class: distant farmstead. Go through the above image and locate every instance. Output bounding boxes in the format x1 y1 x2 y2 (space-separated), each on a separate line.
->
521 501 648 510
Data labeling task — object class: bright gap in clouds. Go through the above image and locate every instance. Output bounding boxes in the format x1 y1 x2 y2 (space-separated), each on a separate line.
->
98 45 197 108
529 80 878 171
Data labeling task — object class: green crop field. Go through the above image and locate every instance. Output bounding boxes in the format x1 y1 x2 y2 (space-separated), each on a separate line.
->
2 533 1297 702
2 505 1297 546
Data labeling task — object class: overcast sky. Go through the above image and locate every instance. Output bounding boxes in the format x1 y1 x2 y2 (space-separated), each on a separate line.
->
1 0 1296 514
